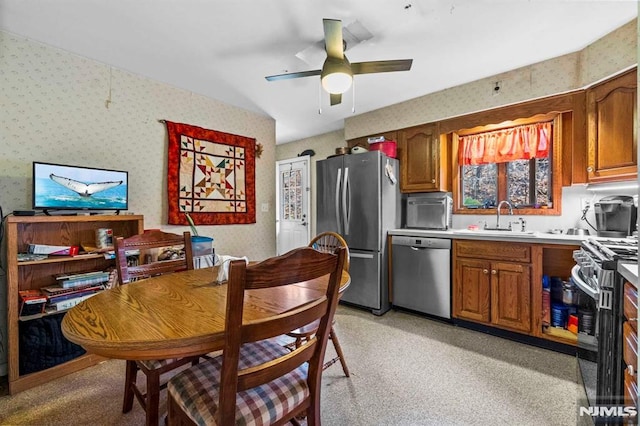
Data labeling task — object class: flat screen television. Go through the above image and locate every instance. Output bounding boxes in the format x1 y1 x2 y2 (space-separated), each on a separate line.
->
33 161 128 213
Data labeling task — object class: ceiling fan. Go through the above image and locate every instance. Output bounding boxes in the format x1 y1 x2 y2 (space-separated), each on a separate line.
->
265 18 413 106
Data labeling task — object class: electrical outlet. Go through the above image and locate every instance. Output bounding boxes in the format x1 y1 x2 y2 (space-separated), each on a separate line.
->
581 198 592 211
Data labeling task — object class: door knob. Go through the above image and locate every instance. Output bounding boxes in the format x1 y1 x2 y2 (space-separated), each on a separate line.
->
483 269 489 274
491 270 497 275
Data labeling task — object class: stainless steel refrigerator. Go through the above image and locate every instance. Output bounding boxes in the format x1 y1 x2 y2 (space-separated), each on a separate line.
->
316 150 400 315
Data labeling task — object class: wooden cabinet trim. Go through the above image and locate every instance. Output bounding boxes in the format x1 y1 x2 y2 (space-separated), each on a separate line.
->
454 240 530 263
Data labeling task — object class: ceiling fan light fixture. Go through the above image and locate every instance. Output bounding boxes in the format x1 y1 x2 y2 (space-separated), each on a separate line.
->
321 57 353 94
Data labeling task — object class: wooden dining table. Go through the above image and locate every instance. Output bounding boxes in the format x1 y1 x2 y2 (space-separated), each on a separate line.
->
61 265 350 360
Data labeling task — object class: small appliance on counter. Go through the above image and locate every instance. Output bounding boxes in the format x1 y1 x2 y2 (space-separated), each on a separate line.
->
405 192 453 230
594 195 637 238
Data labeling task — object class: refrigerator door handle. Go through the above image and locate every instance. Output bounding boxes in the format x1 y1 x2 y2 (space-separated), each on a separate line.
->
343 167 350 235
335 167 342 234
350 252 375 259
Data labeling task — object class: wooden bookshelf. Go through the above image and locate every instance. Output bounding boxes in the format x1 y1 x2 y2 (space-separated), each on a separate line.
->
6 214 144 394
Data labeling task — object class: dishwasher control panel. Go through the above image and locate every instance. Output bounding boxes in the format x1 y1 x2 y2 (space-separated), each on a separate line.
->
391 235 451 250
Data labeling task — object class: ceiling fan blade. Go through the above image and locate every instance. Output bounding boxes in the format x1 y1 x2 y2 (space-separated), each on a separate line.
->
265 70 321 81
330 93 342 106
351 59 413 75
323 19 344 59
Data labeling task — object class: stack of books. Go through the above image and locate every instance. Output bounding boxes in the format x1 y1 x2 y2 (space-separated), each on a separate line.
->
40 271 110 311
55 270 111 288
19 290 48 316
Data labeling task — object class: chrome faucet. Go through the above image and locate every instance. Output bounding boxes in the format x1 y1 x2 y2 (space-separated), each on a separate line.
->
495 200 514 229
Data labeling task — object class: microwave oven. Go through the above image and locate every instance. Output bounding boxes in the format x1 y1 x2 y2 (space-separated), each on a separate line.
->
405 193 453 230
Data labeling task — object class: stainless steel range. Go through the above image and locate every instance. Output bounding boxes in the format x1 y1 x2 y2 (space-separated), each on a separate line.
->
572 237 637 419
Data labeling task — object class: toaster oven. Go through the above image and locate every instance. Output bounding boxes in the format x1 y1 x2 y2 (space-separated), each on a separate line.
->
405 193 453 230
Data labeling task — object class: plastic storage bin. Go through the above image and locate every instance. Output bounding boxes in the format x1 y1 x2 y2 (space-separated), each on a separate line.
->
369 140 397 158
191 236 213 257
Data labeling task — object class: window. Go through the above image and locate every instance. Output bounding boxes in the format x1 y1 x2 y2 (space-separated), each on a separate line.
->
280 168 303 220
454 114 561 215
461 157 551 209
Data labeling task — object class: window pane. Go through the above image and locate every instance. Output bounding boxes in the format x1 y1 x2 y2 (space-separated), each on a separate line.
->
535 157 551 206
461 164 497 207
507 158 551 207
507 160 530 206
280 169 304 220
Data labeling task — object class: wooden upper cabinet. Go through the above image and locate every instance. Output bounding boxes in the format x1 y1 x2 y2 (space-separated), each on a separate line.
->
397 123 450 193
586 68 637 183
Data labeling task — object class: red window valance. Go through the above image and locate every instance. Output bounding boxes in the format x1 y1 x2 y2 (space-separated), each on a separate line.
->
459 121 552 166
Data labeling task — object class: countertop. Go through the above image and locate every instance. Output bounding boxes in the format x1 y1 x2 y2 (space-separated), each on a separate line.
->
618 262 638 288
388 228 588 245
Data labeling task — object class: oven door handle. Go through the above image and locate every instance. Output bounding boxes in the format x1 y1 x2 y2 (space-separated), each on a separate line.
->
570 265 598 300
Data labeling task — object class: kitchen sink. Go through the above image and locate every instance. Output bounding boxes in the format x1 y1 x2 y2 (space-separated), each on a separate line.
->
452 229 539 238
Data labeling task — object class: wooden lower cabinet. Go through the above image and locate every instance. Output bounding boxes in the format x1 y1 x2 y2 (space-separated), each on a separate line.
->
454 240 583 344
455 258 491 323
454 250 531 333
490 261 531 332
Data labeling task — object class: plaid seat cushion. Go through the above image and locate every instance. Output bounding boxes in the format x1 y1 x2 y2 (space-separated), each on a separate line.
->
139 358 180 370
168 339 309 425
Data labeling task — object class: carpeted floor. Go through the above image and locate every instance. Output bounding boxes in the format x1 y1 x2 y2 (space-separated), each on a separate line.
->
0 306 580 425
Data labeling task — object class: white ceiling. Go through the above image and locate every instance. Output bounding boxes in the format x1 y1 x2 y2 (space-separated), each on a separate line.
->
0 1 636 144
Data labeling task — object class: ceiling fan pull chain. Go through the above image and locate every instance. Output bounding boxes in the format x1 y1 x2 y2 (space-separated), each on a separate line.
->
318 82 323 115
351 79 356 114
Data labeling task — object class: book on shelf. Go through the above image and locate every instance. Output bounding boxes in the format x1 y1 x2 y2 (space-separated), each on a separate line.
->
55 270 108 281
61 275 109 288
47 286 104 306
41 282 103 296
19 289 47 304
46 292 99 312
19 290 47 316
17 253 49 262
55 270 110 288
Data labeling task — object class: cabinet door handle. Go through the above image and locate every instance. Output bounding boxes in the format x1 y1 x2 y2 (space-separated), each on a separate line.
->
491 270 497 275
431 179 436 183
627 364 635 376
587 166 594 172
483 269 489 274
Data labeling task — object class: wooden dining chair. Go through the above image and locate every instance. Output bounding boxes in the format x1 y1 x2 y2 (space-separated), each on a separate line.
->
286 231 351 377
166 245 346 425
114 230 201 426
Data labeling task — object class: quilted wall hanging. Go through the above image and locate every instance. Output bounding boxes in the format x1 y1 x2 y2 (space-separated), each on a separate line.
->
165 121 256 225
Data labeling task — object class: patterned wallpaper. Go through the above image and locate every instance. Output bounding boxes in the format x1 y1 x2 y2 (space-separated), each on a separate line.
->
344 19 637 140
0 31 276 373
0 31 276 260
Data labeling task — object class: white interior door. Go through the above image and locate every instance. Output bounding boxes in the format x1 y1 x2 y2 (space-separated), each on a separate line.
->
276 156 310 255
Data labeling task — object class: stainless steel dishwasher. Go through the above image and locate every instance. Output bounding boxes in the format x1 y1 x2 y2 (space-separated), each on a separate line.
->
391 235 451 319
